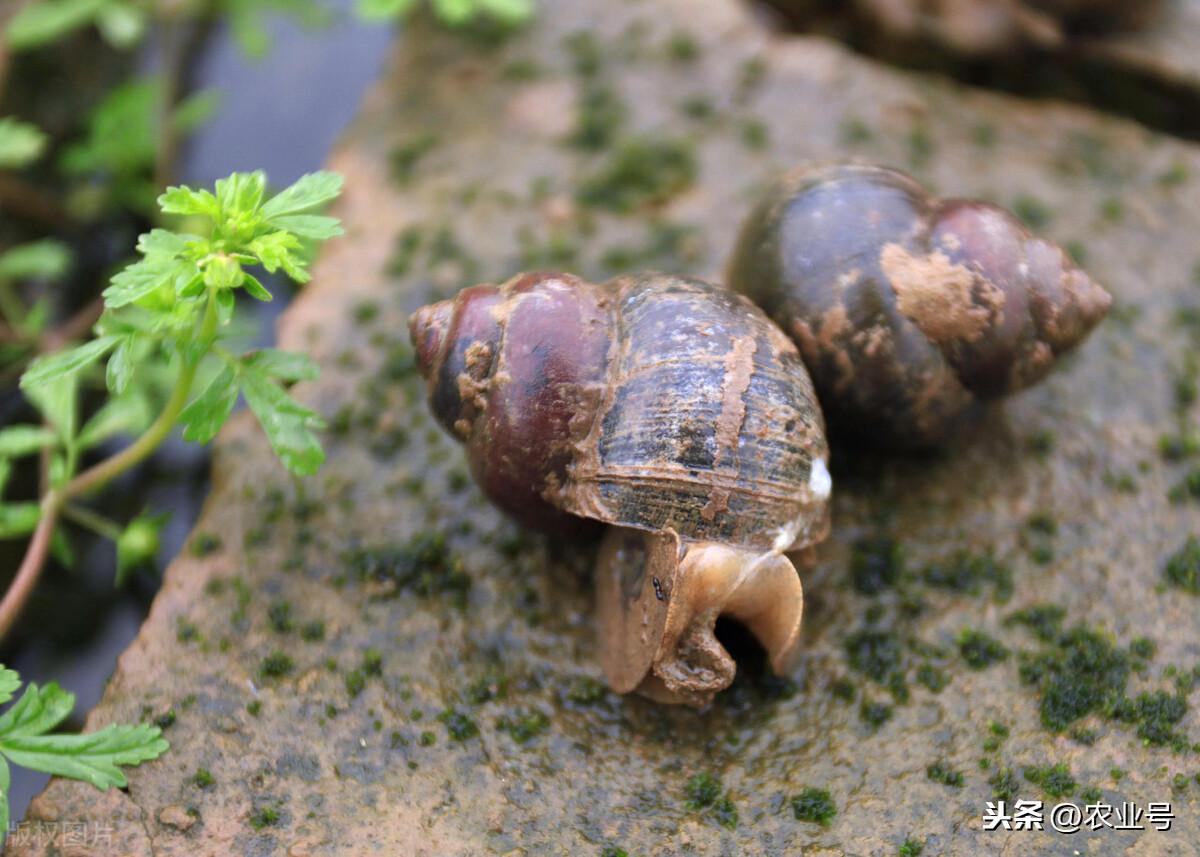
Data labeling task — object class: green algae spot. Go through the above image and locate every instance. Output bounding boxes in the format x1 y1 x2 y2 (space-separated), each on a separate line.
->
860 700 893 729
851 536 903 595
957 629 1009 670
926 761 964 788
570 86 625 151
791 788 836 826
989 766 1018 801
845 629 902 682
1006 604 1065 642
684 772 721 809
922 551 1012 602
576 138 697 213
259 650 295 680
899 837 924 857
346 531 471 605
1024 763 1076 798
1165 536 1200 593
438 708 479 741
497 709 550 744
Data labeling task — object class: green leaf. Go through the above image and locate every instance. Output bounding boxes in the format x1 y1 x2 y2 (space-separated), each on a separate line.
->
180 365 238 444
50 528 75 569
104 253 196 308
261 171 343 219
266 214 343 240
478 0 533 23
0 425 59 457
115 511 166 587
105 335 135 395
78 394 151 449
0 723 167 790
4 0 108 50
203 255 243 291
24 374 79 443
241 369 325 476
241 273 273 302
0 683 74 739
0 669 21 707
215 171 266 216
0 756 9 839
95 1 145 47
242 349 319 382
432 0 474 24
172 88 219 133
0 459 10 498
0 117 48 168
158 186 220 219
0 504 40 539
0 240 70 280
20 336 119 389
248 231 304 279
356 0 419 20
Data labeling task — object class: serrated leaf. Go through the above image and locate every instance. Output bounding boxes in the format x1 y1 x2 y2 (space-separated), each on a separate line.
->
247 231 302 276
0 425 59 457
242 349 319 382
104 253 195 308
0 240 71 280
0 683 74 739
261 171 343 219
78 394 151 449
136 228 191 257
241 369 325 476
265 214 342 240
0 723 167 790
20 336 119 390
157 186 220 219
215 171 266 216
0 504 40 539
179 365 238 444
4 0 108 50
105 335 134 395
242 273 273 302
0 669 20 707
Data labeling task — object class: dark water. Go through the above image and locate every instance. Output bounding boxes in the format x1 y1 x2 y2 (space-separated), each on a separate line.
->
4 5 392 821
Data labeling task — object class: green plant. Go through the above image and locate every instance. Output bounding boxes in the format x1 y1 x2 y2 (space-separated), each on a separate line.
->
356 0 534 27
0 169 343 638
0 663 167 841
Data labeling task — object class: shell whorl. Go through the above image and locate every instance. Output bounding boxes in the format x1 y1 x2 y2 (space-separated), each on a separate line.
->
728 163 1111 447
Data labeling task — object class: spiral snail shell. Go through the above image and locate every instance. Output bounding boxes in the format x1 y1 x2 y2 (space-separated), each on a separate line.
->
728 163 1111 448
410 272 831 706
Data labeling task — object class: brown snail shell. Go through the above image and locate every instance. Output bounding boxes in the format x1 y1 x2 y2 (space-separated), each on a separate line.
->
727 163 1112 448
410 272 830 706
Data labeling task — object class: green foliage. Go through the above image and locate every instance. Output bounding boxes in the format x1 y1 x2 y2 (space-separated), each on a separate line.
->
0 664 166 844
61 78 218 214
791 788 837 825
356 0 534 27
4 172 341 591
0 117 48 169
5 0 147 51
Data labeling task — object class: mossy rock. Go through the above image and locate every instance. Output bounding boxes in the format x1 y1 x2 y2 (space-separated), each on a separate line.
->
9 0 1200 854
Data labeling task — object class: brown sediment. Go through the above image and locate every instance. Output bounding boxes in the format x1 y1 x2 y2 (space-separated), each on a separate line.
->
881 242 994 344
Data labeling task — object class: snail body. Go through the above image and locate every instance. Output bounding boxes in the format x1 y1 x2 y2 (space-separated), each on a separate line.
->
411 272 830 706
728 164 1111 448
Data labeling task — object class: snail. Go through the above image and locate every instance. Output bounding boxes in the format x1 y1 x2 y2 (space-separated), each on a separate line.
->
410 272 831 706
728 163 1111 448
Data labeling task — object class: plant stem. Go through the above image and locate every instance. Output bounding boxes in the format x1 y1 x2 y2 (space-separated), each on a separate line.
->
0 290 219 640
62 504 123 542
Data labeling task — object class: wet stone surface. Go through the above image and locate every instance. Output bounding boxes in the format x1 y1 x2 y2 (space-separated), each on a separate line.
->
7 0 1200 854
